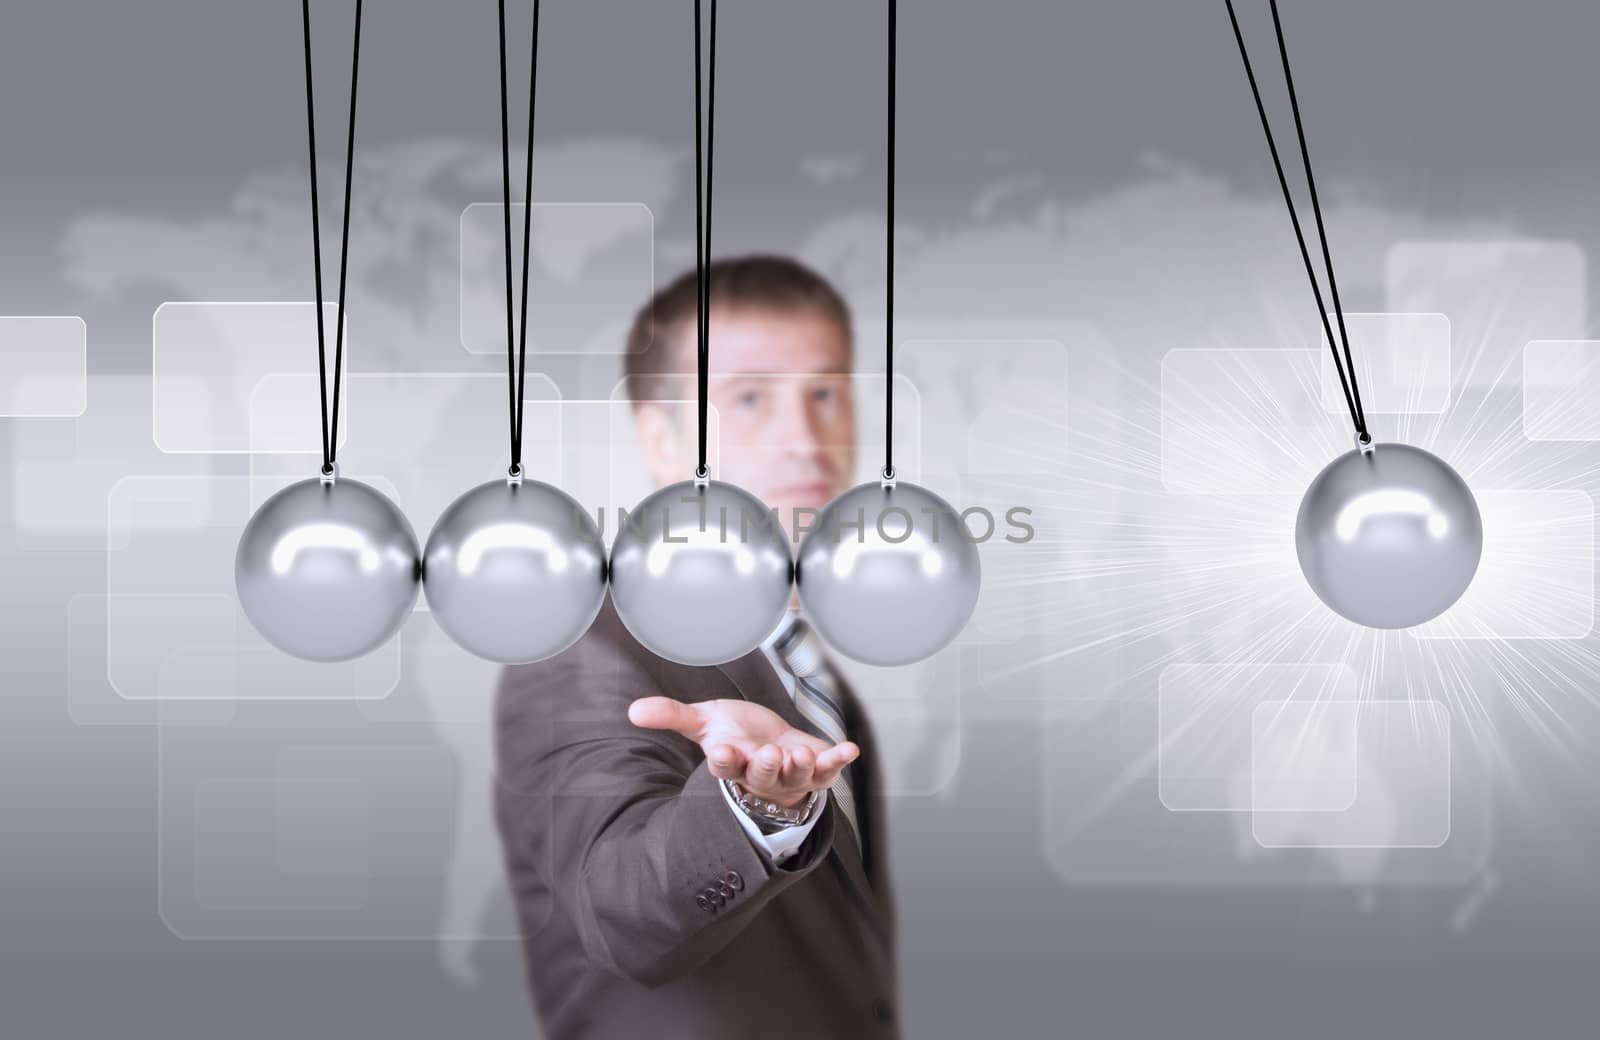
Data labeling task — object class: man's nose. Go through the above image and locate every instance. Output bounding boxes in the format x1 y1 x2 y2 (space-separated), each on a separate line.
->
768 390 827 454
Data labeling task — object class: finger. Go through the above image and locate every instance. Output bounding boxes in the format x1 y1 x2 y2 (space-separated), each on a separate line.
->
704 743 746 780
814 741 860 776
746 743 784 790
627 696 702 738
786 730 832 754
780 744 816 788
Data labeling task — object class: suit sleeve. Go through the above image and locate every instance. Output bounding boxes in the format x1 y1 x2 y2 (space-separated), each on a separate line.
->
493 625 840 988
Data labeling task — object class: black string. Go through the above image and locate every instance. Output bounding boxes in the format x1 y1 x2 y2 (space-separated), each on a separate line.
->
498 0 542 473
693 0 718 480
884 0 896 480
301 0 364 474
1269 0 1365 437
1224 0 1368 440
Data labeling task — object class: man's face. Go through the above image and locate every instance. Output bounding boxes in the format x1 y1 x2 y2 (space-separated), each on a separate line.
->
635 304 857 541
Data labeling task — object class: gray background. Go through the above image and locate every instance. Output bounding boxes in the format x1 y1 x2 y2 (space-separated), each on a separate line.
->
4 1 1600 1037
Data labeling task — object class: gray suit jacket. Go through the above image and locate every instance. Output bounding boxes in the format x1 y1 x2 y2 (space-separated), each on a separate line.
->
494 590 899 1039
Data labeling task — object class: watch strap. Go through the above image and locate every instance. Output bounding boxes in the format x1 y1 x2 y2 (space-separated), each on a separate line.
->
723 779 819 831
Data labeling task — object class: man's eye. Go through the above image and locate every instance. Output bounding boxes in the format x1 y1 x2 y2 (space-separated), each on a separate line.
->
737 390 763 407
811 386 836 402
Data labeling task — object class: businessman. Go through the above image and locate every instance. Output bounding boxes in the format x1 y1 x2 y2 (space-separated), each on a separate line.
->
494 256 898 1038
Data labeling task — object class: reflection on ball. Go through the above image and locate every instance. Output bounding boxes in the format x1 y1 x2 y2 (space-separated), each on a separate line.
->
1296 441 1482 629
423 477 607 663
235 475 421 661
608 479 794 666
796 478 981 666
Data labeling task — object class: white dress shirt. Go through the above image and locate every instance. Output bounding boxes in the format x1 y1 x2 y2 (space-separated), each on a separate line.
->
719 607 828 865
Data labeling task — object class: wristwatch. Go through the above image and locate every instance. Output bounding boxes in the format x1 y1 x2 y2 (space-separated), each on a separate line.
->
722 779 821 833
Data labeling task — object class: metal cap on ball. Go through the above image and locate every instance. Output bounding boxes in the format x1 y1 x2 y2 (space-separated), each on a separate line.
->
796 472 981 667
422 468 607 663
609 476 794 667
236 468 421 662
1296 439 1482 629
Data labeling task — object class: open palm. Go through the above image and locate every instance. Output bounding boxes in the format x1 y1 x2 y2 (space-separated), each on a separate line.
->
628 696 859 809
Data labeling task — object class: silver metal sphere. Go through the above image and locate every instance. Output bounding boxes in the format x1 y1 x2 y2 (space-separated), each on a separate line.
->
608 478 794 666
1296 441 1482 629
422 475 607 663
796 477 982 666
236 474 421 662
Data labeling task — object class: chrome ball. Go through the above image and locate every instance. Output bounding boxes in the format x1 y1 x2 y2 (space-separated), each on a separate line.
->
422 476 607 663
236 475 421 661
796 478 981 666
608 478 794 666
1296 441 1483 629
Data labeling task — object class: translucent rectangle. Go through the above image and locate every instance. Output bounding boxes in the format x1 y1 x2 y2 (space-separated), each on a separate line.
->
1410 490 1594 640
67 593 236 728
1161 349 1345 494
969 405 1069 478
1158 662 1357 812
273 771 373 881
191 778 369 913
16 458 135 542
1250 700 1360 813
152 302 349 453
160 710 499 939
10 374 216 548
106 476 400 700
1386 241 1586 388
1043 694 1490 888
897 336 1070 476
0 315 86 417
460 202 653 355
1253 700 1452 849
1523 341 1600 441
1319 312 1450 415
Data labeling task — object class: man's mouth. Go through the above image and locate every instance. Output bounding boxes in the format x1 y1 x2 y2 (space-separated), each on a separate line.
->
767 481 837 503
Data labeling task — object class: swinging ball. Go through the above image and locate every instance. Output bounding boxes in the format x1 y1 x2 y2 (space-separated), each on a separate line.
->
608 477 794 666
236 471 421 661
422 473 607 663
796 476 981 666
1295 440 1482 629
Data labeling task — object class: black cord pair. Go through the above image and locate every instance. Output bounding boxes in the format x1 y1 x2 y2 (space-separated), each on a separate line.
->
1225 0 1368 442
300 0 363 474
693 0 718 480
688 2 894 480
498 0 543 474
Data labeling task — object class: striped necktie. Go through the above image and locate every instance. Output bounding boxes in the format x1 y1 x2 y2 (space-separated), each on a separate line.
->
772 613 862 849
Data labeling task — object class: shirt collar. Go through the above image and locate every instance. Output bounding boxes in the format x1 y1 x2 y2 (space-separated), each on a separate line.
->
760 606 801 655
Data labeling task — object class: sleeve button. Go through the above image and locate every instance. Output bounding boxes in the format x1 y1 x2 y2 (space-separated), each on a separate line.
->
723 870 744 891
696 893 715 913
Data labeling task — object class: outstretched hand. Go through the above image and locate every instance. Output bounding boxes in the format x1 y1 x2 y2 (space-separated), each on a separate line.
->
628 696 859 810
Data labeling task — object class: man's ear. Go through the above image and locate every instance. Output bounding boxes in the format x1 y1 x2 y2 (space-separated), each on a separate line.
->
632 402 682 487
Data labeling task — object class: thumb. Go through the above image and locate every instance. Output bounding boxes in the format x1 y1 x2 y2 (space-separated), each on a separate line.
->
628 696 703 738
